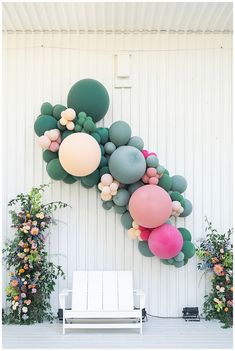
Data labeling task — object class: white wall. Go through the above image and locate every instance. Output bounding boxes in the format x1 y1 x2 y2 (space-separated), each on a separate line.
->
2 32 232 316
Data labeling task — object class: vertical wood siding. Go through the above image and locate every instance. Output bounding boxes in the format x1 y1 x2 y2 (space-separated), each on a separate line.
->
2 32 232 316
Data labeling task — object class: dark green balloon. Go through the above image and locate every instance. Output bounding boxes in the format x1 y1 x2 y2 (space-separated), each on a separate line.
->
52 104 66 120
113 205 126 214
102 201 114 210
183 258 189 266
43 150 58 163
121 211 133 229
46 159 67 180
91 132 101 144
127 181 144 195
182 241 195 259
99 167 110 177
178 228 192 241
179 199 193 217
161 259 171 265
164 169 170 176
99 156 108 168
81 169 100 187
74 124 82 132
84 119 96 133
96 128 109 144
34 115 57 136
57 120 67 131
170 191 185 208
63 174 77 184
100 144 105 155
138 241 154 257
158 174 172 191
62 130 74 141
41 102 53 115
81 179 93 189
67 79 110 123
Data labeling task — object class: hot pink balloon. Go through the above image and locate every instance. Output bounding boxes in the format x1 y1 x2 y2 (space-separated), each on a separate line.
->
141 150 149 158
140 228 151 241
129 185 172 228
148 224 183 259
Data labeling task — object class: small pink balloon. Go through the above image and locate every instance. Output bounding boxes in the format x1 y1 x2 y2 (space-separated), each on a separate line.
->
48 129 60 141
142 174 150 183
148 224 183 259
149 152 157 157
147 167 157 177
56 135 62 144
49 142 59 152
149 177 158 185
141 150 149 158
129 185 172 228
140 229 151 241
172 201 181 211
67 121 75 130
38 135 51 149
101 173 113 186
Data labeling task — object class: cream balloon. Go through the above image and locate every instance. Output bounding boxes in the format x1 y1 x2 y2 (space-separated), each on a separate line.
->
59 133 101 176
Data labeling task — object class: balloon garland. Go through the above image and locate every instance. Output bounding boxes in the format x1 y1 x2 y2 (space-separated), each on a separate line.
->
34 78 195 268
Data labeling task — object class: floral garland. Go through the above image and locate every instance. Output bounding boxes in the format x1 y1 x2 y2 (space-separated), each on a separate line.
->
196 218 233 328
2 184 69 324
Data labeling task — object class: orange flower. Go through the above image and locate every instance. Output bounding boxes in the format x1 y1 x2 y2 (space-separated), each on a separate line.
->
30 227 39 236
211 257 219 264
224 307 229 312
213 264 224 275
11 280 18 287
19 268 25 274
14 296 20 301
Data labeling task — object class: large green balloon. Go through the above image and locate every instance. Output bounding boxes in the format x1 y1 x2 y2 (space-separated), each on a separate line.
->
127 181 144 195
53 104 67 120
43 150 58 163
109 121 131 147
63 174 77 184
170 191 185 208
171 175 187 193
46 159 67 180
182 241 195 259
113 189 130 206
138 241 154 257
41 102 53 115
81 169 100 187
67 79 109 123
34 115 57 136
121 211 133 229
158 174 172 191
179 199 193 217
109 146 146 184
127 136 144 151
178 227 192 241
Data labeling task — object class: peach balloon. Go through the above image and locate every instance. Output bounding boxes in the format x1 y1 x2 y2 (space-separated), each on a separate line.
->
102 186 111 195
61 108 76 121
59 133 101 176
67 121 75 130
110 182 118 192
101 174 113 186
60 117 67 126
101 193 112 201
129 185 172 228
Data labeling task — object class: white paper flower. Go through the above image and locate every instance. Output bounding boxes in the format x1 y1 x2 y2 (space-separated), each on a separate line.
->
22 306 28 313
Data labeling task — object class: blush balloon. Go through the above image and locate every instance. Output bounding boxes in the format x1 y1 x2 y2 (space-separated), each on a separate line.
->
49 141 59 152
129 185 172 228
38 135 51 149
148 224 183 259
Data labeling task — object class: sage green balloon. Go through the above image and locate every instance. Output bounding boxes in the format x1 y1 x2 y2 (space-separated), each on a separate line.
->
127 136 144 151
127 181 144 195
174 261 185 268
99 156 108 168
161 259 171 265
96 128 109 144
99 166 110 177
63 174 77 184
170 191 185 208
34 115 57 136
109 121 131 146
157 165 165 174
43 150 58 163
158 174 172 191
138 241 154 257
146 155 159 168
81 169 100 187
62 130 74 141
182 241 195 259
167 258 174 264
81 179 93 188
67 79 109 122
46 159 67 180
178 228 192 241
174 252 185 262
171 175 187 193
179 199 193 217
52 104 66 120
41 102 53 115
113 205 127 214
102 201 114 210
113 189 130 206
104 142 116 155
121 211 133 229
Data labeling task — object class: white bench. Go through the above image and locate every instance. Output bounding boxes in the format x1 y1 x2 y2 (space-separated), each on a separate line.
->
59 271 145 334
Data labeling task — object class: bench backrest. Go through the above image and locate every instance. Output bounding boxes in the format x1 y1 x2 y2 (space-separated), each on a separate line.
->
72 271 133 311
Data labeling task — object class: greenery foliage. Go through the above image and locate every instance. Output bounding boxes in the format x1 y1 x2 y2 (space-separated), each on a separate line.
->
2 184 69 324
196 218 233 328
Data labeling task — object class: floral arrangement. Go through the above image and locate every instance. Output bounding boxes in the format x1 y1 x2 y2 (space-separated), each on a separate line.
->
196 218 233 328
2 184 69 324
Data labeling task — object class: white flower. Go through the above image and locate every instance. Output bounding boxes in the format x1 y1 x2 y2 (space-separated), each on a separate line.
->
12 305 17 310
22 306 28 313
15 302 19 306
220 287 225 293
22 314 29 320
21 293 26 298
220 248 224 253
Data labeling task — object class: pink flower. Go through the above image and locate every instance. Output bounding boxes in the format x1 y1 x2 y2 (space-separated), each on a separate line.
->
213 264 224 276
31 242 37 249
30 227 39 236
32 288 37 293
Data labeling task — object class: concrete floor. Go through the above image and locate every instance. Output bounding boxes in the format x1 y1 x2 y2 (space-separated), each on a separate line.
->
2 317 233 349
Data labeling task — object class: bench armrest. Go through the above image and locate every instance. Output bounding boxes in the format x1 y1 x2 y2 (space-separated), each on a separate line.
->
133 290 145 309
59 289 72 309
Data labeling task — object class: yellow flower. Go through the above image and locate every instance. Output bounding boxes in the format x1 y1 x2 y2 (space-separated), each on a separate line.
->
224 307 229 312
26 213 31 218
36 212 44 219
19 268 25 274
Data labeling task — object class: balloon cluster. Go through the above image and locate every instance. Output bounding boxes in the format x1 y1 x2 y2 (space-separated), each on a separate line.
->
34 78 195 268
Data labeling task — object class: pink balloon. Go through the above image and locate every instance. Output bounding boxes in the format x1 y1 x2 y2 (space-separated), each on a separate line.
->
129 185 172 228
141 174 149 183
149 176 158 185
141 150 149 158
147 167 157 177
56 135 62 144
149 152 157 157
148 224 183 259
101 173 113 186
48 129 60 141
38 135 51 149
140 229 151 241
49 142 59 152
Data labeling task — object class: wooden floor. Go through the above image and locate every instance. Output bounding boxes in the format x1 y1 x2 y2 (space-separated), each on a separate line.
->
2 317 233 349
